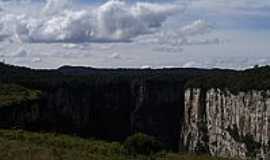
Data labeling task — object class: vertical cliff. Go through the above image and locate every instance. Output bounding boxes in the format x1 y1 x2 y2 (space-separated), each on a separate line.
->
24 80 185 150
183 88 270 160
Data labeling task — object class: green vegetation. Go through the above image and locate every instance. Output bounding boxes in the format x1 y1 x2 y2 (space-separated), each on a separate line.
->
0 129 235 160
0 62 209 91
0 84 41 107
185 65 270 93
226 126 261 157
0 129 126 160
156 153 235 160
2 63 270 94
0 63 261 160
124 133 163 155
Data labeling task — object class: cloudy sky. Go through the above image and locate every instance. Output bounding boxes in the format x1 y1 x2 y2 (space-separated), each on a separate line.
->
0 0 269 69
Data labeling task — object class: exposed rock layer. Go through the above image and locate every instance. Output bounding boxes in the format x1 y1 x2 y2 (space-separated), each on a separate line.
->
183 88 270 160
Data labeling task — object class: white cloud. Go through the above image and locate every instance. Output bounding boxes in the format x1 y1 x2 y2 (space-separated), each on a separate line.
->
137 20 219 52
141 65 151 69
0 14 17 39
182 61 197 68
42 0 72 15
0 0 220 54
0 0 234 69
109 52 121 59
180 20 210 36
9 0 179 43
15 10 92 43
32 57 42 63
62 43 80 49
10 47 28 57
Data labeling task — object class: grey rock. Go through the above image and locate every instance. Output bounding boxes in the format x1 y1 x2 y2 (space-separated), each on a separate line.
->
183 88 270 160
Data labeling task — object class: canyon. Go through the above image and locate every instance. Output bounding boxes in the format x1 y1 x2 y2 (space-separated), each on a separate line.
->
0 63 269 159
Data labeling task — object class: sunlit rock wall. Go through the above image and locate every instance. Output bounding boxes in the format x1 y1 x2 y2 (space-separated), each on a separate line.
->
183 88 270 160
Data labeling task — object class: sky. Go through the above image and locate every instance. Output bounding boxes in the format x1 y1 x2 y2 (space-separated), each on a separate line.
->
0 0 269 69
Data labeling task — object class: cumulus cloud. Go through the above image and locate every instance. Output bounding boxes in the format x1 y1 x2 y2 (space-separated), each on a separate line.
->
42 0 72 15
8 0 179 43
15 10 92 43
0 0 226 69
0 0 220 52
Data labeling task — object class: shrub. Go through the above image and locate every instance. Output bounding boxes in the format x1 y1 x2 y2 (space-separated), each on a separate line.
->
0 84 41 107
124 133 163 155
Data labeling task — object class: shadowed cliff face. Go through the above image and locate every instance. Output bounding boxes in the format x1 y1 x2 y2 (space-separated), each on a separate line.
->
37 82 134 140
0 63 210 150
131 81 185 149
25 80 185 150
0 80 185 150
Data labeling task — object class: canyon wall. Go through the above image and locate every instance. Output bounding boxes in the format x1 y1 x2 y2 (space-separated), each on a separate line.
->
2 64 270 159
0 80 185 150
183 88 270 159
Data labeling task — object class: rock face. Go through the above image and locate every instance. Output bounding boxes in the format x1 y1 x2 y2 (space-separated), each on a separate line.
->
39 80 184 150
183 88 270 159
1 80 184 150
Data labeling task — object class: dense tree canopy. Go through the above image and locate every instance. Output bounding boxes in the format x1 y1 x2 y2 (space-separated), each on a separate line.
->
1 62 270 94
185 65 270 92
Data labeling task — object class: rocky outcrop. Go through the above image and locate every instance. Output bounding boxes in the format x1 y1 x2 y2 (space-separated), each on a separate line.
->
183 88 270 160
